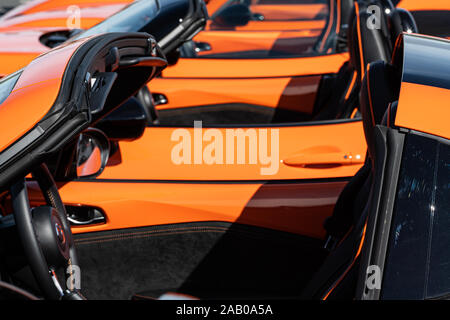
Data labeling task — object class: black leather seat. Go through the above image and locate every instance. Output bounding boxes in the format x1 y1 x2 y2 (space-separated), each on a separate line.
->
321 1 417 247
300 59 402 299
313 0 395 120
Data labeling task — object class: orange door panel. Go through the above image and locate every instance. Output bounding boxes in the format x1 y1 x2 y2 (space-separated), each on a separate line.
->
161 53 348 78
36 120 365 237
97 120 366 181
249 4 327 21
28 179 346 239
234 19 326 32
193 29 322 56
150 75 320 112
149 54 347 110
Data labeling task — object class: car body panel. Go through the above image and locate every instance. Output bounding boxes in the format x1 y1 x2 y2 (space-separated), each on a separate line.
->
0 40 83 153
27 178 347 238
394 34 450 140
0 4 126 30
95 121 365 181
397 0 449 11
152 53 348 110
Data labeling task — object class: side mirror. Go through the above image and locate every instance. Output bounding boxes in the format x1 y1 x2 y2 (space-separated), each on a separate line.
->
212 4 252 27
95 97 149 141
76 129 110 178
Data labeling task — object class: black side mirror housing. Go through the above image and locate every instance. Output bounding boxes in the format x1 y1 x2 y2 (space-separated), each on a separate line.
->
213 4 252 27
95 97 148 141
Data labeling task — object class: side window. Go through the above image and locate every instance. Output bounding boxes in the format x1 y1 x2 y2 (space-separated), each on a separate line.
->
381 134 450 299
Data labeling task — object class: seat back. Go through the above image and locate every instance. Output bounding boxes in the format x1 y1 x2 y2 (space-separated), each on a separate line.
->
313 0 393 120
301 59 403 300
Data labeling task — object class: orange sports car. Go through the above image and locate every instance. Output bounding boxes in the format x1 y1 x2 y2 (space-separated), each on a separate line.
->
0 0 418 237
0 30 448 301
0 0 357 119
0 0 329 57
1 0 448 115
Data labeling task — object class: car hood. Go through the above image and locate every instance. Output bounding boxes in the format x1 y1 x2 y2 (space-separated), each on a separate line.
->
0 32 167 191
0 0 207 77
0 3 127 30
0 27 55 77
0 0 131 24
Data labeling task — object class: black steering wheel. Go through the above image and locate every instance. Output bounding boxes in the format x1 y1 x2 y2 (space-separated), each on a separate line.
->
10 164 84 300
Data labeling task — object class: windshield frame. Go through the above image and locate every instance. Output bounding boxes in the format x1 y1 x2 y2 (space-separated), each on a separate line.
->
0 70 23 106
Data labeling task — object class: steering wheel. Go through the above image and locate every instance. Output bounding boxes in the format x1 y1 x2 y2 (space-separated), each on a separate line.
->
10 164 85 300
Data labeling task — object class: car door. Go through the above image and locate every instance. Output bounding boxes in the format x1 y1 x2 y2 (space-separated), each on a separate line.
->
193 0 328 56
149 0 346 110
49 108 365 299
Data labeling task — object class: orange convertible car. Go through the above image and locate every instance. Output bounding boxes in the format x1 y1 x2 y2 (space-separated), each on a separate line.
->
1 0 448 114
0 31 448 301
0 0 330 57
0 0 418 237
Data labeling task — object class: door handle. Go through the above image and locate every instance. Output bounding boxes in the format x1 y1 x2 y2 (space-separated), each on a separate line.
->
65 205 106 226
152 93 168 106
193 41 211 53
282 146 364 168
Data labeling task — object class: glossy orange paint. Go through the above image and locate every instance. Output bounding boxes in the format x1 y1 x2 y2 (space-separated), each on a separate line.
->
0 40 85 153
0 0 329 61
248 4 326 21
395 82 450 140
162 53 348 79
0 1 129 30
96 120 366 181
26 178 347 239
2 0 131 17
150 53 348 109
397 0 450 11
194 29 322 56
26 119 365 238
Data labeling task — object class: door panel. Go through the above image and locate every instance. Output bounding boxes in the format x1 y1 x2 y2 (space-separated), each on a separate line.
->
150 54 347 111
95 120 366 181
152 75 321 113
193 30 322 56
160 53 348 78
249 4 327 21
29 179 346 237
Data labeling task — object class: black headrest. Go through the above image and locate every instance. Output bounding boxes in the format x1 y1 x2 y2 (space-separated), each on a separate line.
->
359 60 400 160
348 1 391 83
388 8 418 49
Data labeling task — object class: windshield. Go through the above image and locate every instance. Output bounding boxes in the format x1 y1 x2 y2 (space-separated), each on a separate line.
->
73 0 160 41
0 70 22 106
